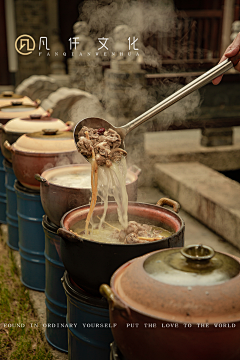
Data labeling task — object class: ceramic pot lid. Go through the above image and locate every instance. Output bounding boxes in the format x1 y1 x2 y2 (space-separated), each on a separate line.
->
0 102 37 112
13 130 76 153
144 244 239 286
111 245 240 323
0 103 45 121
0 91 22 99
4 113 68 133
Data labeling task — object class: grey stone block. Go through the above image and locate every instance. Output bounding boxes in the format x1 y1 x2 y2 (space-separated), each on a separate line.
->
154 162 240 249
201 127 233 147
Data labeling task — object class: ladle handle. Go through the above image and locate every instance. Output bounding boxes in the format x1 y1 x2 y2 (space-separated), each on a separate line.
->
122 54 240 135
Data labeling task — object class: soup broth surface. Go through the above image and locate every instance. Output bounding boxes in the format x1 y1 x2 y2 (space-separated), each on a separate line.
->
49 171 131 189
71 220 173 244
50 172 91 188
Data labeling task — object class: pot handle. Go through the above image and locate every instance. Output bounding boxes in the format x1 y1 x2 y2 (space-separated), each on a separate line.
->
46 108 53 117
156 197 180 213
128 164 141 177
65 121 74 131
4 140 15 153
34 99 41 108
34 174 49 186
57 227 82 243
100 284 131 319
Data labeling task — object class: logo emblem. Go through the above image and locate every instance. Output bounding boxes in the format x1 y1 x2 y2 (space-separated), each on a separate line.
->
15 34 35 55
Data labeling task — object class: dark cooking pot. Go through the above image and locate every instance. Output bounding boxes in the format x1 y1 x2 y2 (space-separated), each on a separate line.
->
35 164 141 226
100 244 240 360
0 112 73 162
57 199 184 296
4 130 82 189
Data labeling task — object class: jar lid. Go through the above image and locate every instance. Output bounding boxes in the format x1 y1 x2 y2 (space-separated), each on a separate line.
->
13 130 76 153
4 115 67 133
0 91 22 99
0 103 36 112
144 244 240 286
112 245 240 323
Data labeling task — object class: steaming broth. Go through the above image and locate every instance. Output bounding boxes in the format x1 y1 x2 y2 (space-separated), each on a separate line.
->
49 168 131 189
71 220 173 244
50 172 91 188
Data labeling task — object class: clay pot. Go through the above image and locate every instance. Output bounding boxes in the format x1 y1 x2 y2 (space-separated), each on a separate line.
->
100 244 240 360
4 129 82 189
0 112 73 162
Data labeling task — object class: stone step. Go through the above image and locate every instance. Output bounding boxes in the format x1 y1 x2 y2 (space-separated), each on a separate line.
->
145 129 240 172
154 161 240 250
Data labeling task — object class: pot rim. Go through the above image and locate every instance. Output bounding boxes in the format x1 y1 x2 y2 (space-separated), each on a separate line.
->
60 201 185 247
11 147 77 156
108 248 240 324
62 271 108 308
40 163 91 190
40 163 139 190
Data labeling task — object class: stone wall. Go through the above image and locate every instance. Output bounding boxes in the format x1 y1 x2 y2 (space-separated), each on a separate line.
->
15 0 49 85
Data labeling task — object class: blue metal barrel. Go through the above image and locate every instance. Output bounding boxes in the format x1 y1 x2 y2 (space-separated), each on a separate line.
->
15 181 45 291
4 160 18 250
0 149 7 224
42 215 68 353
62 271 113 360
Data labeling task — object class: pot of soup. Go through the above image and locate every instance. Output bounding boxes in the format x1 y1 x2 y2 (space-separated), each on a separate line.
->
4 130 82 189
100 245 240 360
0 112 73 162
35 164 141 226
57 198 184 295
0 98 44 124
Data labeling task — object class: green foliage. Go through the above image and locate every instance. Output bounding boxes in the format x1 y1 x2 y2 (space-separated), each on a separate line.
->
0 236 53 360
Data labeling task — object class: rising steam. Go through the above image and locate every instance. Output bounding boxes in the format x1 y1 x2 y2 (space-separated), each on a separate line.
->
70 0 202 142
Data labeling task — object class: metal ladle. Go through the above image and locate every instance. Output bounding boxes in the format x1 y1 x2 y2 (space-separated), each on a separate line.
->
74 53 240 153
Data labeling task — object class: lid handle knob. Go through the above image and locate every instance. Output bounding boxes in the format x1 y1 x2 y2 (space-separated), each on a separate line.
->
11 101 22 106
181 244 215 262
2 91 14 97
30 114 42 119
42 129 58 135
